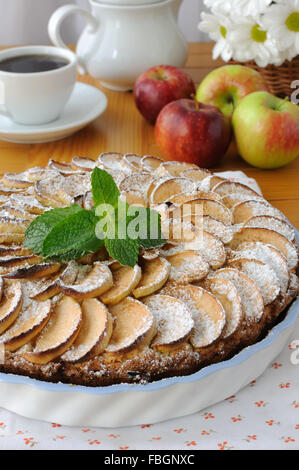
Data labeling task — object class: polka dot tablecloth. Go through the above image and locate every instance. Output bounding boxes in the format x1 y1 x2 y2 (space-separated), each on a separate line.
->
0 172 298 450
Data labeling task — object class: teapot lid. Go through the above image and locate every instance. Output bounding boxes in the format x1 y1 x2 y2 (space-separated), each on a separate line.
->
97 0 165 5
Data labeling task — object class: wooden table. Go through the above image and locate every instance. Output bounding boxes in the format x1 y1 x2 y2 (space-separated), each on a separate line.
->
0 43 298 227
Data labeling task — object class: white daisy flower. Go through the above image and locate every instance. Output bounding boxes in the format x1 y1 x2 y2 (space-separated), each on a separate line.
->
203 0 232 14
199 11 234 61
228 16 280 67
262 0 299 53
231 0 272 16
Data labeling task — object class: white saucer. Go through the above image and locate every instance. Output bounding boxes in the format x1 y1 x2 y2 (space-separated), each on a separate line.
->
0 83 108 144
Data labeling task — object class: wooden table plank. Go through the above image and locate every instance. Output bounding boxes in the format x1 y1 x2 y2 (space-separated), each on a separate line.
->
0 43 298 228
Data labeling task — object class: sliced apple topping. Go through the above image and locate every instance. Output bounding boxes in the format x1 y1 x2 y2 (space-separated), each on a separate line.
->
25 261 78 301
166 190 221 205
0 233 24 244
10 194 46 215
0 183 23 195
0 203 34 220
0 216 31 234
244 215 295 242
23 296 82 364
228 227 298 269
143 294 194 352
166 250 209 284
119 172 153 195
146 177 169 201
62 299 113 363
2 172 34 189
97 152 131 173
200 175 227 191
82 191 94 210
106 297 156 355
201 278 243 339
201 231 227 269
71 156 96 172
0 299 51 352
183 198 233 224
3 262 61 280
0 195 10 205
0 280 23 334
210 268 264 322
133 257 170 298
221 194 267 209
150 177 197 204
34 176 65 207
57 174 91 205
58 262 113 300
141 155 164 172
0 245 31 257
202 215 233 244
0 254 42 268
104 169 127 188
48 158 82 176
26 167 59 182
120 190 147 207
228 242 289 294
157 161 198 177
213 181 260 198
233 200 287 224
160 285 225 350
123 153 143 171
227 258 280 305
100 264 142 305
181 167 211 182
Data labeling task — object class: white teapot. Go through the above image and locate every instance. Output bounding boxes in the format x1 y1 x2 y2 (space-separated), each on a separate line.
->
48 0 188 91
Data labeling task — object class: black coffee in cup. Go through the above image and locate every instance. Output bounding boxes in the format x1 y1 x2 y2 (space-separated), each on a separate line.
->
0 54 69 73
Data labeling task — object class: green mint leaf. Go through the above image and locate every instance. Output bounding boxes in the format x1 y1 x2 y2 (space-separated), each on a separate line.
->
105 237 139 268
24 205 83 254
138 208 167 249
42 210 103 260
91 167 120 209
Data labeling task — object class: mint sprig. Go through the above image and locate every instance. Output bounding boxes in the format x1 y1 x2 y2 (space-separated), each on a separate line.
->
24 205 83 254
42 210 103 260
91 167 120 208
24 167 167 266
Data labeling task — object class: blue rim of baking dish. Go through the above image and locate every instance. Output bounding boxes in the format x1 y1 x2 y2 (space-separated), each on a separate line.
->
0 228 298 396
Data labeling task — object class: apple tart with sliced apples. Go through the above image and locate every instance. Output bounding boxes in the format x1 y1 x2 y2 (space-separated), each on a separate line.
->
0 154 298 387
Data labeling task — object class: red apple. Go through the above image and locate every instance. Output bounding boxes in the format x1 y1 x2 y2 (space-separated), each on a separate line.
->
155 99 231 168
134 65 196 124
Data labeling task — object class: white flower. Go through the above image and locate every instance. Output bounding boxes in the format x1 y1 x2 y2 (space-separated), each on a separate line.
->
277 45 298 64
199 11 234 61
228 16 281 67
204 0 271 16
262 0 299 53
231 0 272 16
203 0 232 14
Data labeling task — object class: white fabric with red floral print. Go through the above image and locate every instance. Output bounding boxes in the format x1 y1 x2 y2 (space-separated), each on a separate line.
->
0 172 298 450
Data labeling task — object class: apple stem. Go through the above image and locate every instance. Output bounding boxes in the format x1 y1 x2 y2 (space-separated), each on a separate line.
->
194 97 199 110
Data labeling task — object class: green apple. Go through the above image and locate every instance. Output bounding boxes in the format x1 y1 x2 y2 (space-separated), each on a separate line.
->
196 65 269 118
232 91 299 169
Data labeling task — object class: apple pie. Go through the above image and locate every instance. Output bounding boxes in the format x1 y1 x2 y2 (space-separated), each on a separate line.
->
0 154 298 386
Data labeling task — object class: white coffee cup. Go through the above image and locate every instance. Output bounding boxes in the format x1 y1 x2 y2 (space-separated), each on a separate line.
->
0 46 77 126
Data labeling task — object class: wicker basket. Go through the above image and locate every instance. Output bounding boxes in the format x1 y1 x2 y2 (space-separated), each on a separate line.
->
230 55 299 98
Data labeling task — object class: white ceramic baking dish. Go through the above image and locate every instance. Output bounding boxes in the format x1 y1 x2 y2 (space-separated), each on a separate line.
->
0 230 298 428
